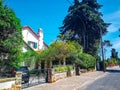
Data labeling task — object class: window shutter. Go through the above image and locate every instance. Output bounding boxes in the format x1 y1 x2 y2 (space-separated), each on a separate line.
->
28 41 31 45
34 43 37 49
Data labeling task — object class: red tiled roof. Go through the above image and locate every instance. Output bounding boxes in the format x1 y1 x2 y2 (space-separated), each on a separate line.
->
22 26 39 39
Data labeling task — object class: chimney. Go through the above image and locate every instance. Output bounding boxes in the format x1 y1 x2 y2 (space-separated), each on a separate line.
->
38 28 43 50
38 28 43 40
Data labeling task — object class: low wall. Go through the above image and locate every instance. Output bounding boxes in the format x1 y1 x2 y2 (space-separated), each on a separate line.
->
48 69 75 83
0 80 15 89
0 72 22 90
51 71 67 82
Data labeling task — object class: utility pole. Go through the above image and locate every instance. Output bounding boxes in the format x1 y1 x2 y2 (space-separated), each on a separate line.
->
100 27 106 72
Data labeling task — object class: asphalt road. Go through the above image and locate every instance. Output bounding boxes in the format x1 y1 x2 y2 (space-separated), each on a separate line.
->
82 67 120 90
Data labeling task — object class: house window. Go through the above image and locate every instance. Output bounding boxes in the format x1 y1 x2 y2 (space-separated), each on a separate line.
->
28 41 37 49
28 41 31 46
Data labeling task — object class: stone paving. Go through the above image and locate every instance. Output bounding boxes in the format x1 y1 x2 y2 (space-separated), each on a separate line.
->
24 71 108 90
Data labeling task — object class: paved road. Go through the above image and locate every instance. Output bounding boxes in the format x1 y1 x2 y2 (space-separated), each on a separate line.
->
24 66 120 90
24 71 107 90
80 66 120 90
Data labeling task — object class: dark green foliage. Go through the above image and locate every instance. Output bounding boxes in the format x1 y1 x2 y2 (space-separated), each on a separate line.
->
54 65 73 75
0 0 23 70
103 40 112 47
23 50 39 67
38 41 83 67
111 48 118 59
105 58 118 67
58 0 110 56
77 53 96 70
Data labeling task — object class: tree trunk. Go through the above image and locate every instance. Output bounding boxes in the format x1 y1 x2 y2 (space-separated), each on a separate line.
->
47 60 52 68
83 34 86 49
63 58 66 65
59 60 61 65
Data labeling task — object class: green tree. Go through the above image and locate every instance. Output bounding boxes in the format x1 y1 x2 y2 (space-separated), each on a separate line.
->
50 41 82 65
23 50 39 69
38 41 82 67
0 0 23 70
111 48 118 59
102 40 112 60
77 53 96 70
38 47 55 68
58 0 109 56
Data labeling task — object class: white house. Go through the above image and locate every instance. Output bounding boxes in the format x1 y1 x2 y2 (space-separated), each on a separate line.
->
21 26 48 68
22 26 48 52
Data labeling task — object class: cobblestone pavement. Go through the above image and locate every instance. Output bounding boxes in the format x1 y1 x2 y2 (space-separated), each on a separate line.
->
24 71 108 90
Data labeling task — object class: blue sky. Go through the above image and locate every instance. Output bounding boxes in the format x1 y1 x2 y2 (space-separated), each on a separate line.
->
99 0 120 58
6 0 120 58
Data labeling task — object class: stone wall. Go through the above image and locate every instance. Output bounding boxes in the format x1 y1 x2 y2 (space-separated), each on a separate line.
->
48 69 75 83
0 72 22 90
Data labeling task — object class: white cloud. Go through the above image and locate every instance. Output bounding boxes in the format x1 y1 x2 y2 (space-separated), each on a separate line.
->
107 24 118 33
103 10 120 33
112 38 120 49
113 42 120 49
104 37 120 58
103 10 120 58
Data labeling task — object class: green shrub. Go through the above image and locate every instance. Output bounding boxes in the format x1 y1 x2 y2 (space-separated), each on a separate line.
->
67 66 73 71
67 66 71 76
105 61 108 67
54 67 60 72
54 65 73 73
60 66 66 72
67 66 72 76
77 53 96 70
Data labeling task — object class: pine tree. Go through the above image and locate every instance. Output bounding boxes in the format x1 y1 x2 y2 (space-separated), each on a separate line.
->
59 0 110 56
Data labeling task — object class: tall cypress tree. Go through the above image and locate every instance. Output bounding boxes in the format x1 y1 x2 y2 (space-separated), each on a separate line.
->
0 0 23 70
59 0 110 56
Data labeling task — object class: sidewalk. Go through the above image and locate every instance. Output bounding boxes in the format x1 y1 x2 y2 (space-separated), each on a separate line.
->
24 71 108 90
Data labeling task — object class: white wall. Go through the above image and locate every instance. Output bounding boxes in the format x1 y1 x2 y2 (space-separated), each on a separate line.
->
22 28 38 51
42 43 48 50
22 44 28 52
0 81 15 89
21 27 48 68
22 27 47 51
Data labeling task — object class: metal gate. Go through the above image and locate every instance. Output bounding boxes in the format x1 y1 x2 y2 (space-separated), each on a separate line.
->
22 69 47 89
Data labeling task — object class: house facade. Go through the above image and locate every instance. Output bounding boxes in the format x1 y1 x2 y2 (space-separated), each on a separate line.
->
21 26 48 68
22 26 48 52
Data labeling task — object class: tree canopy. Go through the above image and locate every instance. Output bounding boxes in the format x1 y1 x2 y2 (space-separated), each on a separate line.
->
77 53 96 70
38 41 83 67
111 48 118 59
58 0 110 56
0 0 23 69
